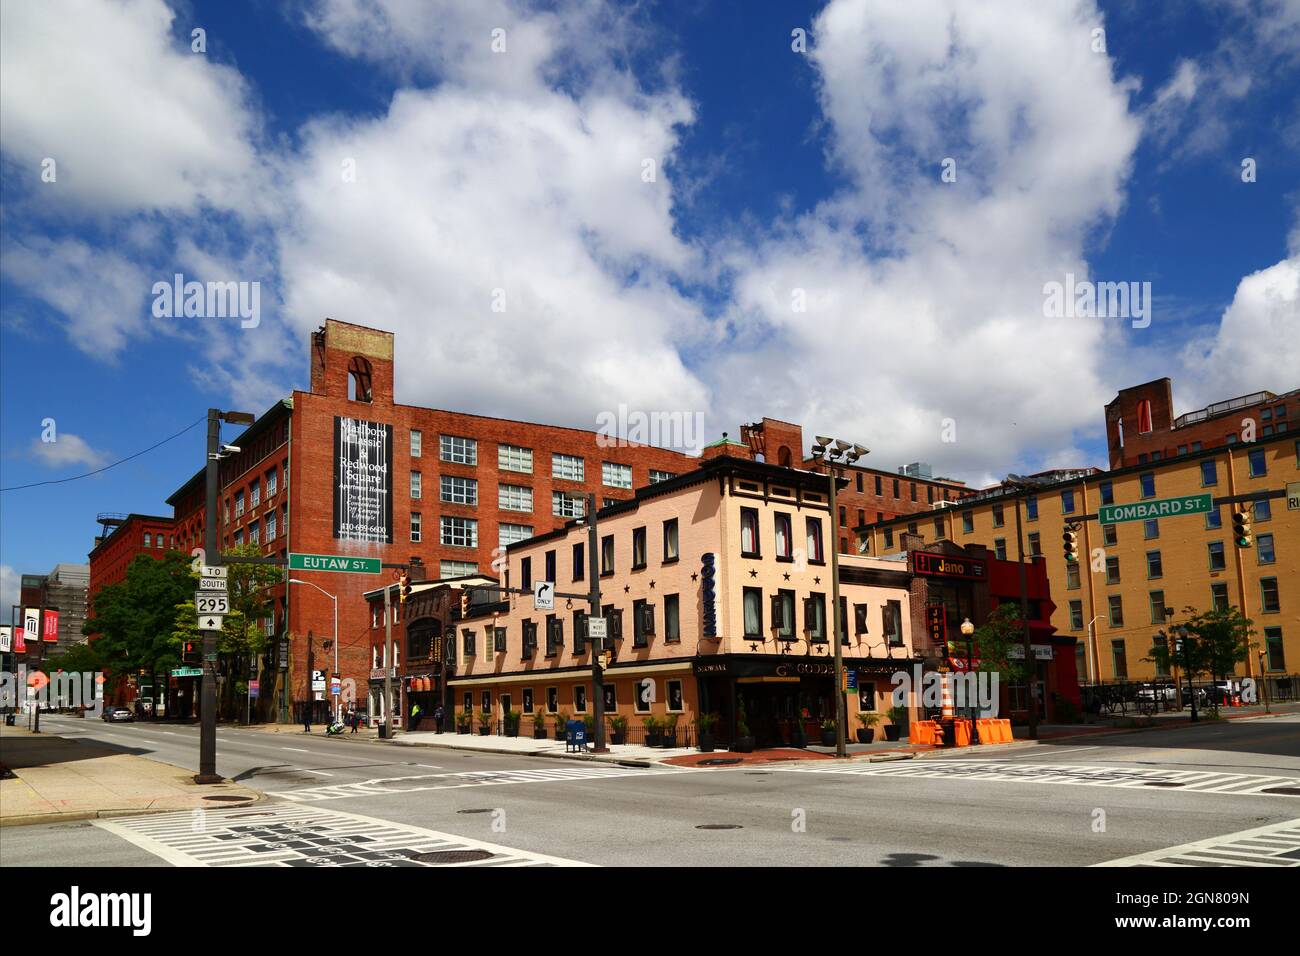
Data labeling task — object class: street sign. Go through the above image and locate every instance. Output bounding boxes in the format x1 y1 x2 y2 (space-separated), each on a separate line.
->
200 565 228 579
330 677 341 696
533 581 555 611
311 669 326 692
288 553 382 574
279 639 289 669
1288 482 1300 511
199 614 225 631
1098 494 1212 524
249 680 260 699
587 617 607 640
195 593 229 615
171 667 202 677
198 577 228 591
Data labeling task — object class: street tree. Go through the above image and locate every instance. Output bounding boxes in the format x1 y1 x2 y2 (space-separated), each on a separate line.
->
1147 605 1254 716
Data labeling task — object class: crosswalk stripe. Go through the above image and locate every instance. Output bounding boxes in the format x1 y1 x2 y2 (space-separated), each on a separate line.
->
1096 818 1300 867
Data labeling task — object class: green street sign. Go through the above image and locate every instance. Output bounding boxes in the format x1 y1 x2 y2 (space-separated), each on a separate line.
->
288 553 382 574
1098 494 1212 525
171 667 202 677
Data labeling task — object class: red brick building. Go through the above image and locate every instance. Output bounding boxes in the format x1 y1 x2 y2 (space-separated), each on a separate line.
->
87 514 177 614
1105 378 1297 469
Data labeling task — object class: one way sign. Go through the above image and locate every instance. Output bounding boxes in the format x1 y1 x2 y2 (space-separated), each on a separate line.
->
533 581 555 611
200 614 225 631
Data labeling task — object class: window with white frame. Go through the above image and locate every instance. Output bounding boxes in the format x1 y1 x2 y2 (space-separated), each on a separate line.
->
552 453 584 482
234 492 245 518
499 484 533 512
266 511 277 540
410 512 422 542
410 471 422 499
266 468 278 497
498 444 532 474
410 429 422 458
602 461 633 488
499 523 533 548
440 516 477 548
250 482 261 508
649 469 675 484
249 521 260 544
440 560 478 578
440 474 477 505
440 434 477 465
552 491 584 518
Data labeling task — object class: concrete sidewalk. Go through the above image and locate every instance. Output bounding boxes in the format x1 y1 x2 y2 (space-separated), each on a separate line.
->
0 724 261 827
388 729 699 765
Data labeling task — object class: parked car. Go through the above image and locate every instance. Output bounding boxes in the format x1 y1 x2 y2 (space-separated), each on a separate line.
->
101 708 134 722
1135 684 1177 702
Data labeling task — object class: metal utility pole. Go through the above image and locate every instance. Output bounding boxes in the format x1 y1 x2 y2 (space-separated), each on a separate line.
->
587 493 608 754
1012 496 1037 740
383 583 394 738
197 408 222 783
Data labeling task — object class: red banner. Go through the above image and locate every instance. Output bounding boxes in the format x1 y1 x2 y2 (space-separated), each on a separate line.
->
14 627 26 653
43 609 59 643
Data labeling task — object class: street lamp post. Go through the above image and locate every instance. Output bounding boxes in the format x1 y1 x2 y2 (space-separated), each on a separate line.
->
960 617 980 744
289 579 338 720
1003 474 1049 741
810 437 868 759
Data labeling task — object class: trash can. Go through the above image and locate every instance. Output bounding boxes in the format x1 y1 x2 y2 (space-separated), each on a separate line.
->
378 721 389 739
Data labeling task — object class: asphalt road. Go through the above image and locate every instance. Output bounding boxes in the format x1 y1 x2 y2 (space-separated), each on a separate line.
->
4 714 1299 867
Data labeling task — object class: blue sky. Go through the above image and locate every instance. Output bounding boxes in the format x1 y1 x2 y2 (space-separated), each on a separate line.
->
2 0 1298 606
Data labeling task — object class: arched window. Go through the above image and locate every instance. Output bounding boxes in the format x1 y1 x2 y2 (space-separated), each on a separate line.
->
1136 399 1153 434
348 356 373 403
778 446 793 467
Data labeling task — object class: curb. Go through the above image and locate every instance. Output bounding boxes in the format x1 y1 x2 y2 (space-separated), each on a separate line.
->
376 737 673 768
0 791 267 828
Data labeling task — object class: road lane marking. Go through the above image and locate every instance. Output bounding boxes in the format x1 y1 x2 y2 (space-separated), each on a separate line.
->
268 765 684 802
302 770 334 777
1096 818 1300 867
281 747 311 753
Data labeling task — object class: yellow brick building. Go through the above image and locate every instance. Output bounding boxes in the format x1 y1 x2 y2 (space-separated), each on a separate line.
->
858 432 1299 684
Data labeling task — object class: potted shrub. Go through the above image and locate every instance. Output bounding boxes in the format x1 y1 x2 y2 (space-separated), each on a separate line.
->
644 715 662 748
583 713 595 742
695 713 717 753
819 718 836 747
478 714 492 736
504 710 521 737
608 715 628 745
533 709 549 740
456 711 472 734
661 713 680 748
790 711 808 749
731 700 754 753
884 705 906 741
555 711 569 742
856 711 880 744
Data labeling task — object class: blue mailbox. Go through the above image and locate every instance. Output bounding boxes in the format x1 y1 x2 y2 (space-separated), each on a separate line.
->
565 720 587 752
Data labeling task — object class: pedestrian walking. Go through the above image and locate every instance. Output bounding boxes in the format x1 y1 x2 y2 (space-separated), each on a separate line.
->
349 709 360 734
433 704 445 734
302 705 311 734
410 702 422 731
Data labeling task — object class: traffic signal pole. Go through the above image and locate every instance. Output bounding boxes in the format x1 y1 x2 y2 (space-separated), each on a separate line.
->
197 409 222 783
587 493 607 754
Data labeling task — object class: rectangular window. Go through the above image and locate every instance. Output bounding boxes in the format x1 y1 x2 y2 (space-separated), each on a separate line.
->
1255 498 1272 521
664 594 680 643
632 527 647 569
1061 489 1076 514
498 443 532 474
249 521 260 545
805 593 827 643
522 620 538 657
410 430 422 458
1261 578 1280 614
1106 556 1121 584
1200 460 1218 486
601 461 633 489
854 603 869 635
499 523 533 547
1144 518 1159 540
743 588 763 637
1211 582 1230 612
1146 550 1163 579
600 534 614 575
440 516 477 548
994 539 1007 561
1027 532 1041 557
740 507 760 556
410 471 422 499
992 504 1004 527
875 475 883 495
480 691 490 714
499 483 533 512
440 475 476 505
440 560 477 578
774 513 793 559
266 511 276 540
1248 448 1267 477
250 482 260 508
1066 563 1080 590
1208 541 1226 571
572 542 584 581
962 511 974 533
1069 600 1084 630
1103 524 1118 547
1026 495 1039 519
266 468 278 497
410 512 422 543
776 590 796 640
1264 627 1285 671
649 469 675 484
1108 595 1124 627
1149 590 1166 624
1099 482 1114 505
883 600 904 645
234 492 245 518
662 518 679 562
545 615 562 656
1206 506 1222 530
1139 472 1156 498
552 491 584 518
464 629 477 658
544 549 556 584
883 528 894 549
632 599 651 647
551 453 584 482
520 557 532 591
1256 532 1275 564
574 685 587 713
439 434 477 465
572 608 587 655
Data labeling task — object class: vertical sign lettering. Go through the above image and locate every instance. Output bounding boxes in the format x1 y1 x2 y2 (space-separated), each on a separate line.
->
333 416 393 542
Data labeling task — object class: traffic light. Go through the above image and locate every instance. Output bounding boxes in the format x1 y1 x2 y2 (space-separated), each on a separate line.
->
182 640 199 664
700 553 717 637
399 572 411 604
1062 528 1079 562
1232 508 1252 548
460 589 470 618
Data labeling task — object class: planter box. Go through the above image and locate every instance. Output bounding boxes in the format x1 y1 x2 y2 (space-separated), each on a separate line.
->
883 725 901 742
731 736 755 754
646 733 662 748
478 726 491 736
533 727 548 740
555 730 566 741
698 733 715 753
856 728 875 744
661 734 678 749
610 731 625 745
820 730 836 746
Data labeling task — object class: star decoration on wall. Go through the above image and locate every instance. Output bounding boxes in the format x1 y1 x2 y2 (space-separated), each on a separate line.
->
750 642 759 652
623 585 630 593
749 569 758 578
814 576 821 585
690 572 698 582
648 580 655 589
782 572 790 581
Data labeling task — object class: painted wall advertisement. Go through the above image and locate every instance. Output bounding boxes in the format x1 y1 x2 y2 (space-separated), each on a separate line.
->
333 416 393 543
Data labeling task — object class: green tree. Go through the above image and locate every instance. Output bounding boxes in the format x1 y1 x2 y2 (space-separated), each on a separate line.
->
971 601 1033 685
1147 606 1254 716
216 543 282 721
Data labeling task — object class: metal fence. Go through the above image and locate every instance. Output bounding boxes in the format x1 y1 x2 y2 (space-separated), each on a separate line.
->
1078 675 1299 716
454 715 700 748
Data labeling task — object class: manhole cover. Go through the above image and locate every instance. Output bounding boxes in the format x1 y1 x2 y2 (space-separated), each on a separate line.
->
456 808 495 814
1144 781 1184 788
745 771 772 775
698 758 742 766
203 794 253 802
1262 787 1300 796
695 824 743 830
415 849 495 864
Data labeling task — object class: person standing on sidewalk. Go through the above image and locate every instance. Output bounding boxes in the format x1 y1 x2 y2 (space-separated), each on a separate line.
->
433 705 445 734
302 705 311 734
